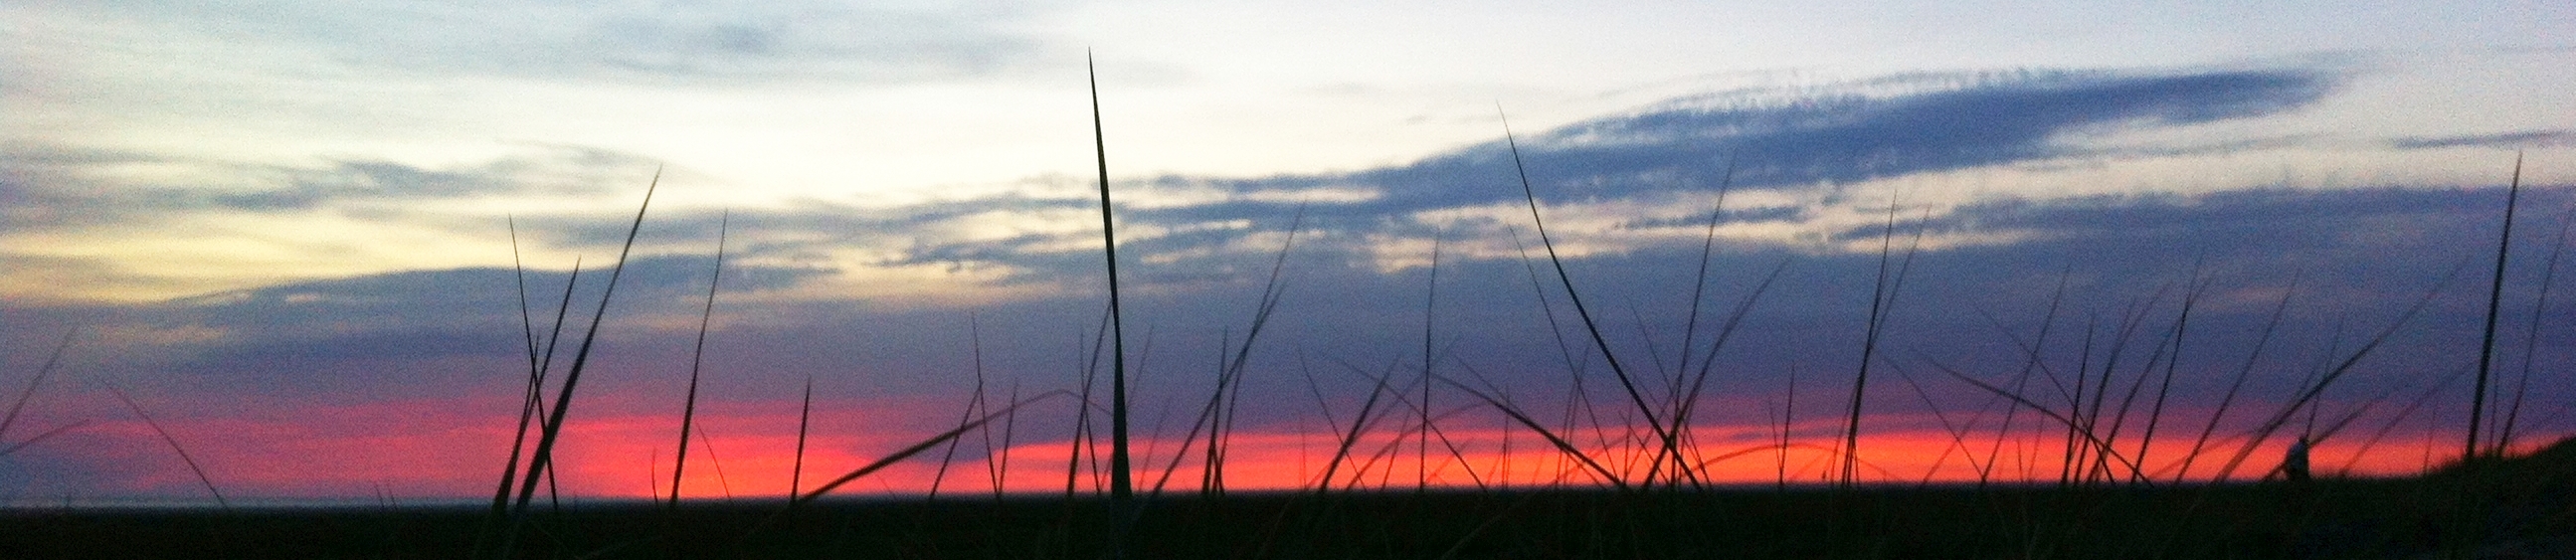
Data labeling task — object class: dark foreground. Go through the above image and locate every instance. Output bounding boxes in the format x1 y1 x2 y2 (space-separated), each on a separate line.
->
6 445 2570 559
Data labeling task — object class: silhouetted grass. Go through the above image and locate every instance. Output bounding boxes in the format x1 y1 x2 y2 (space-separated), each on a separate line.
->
14 61 2568 560
495 168 660 557
14 444 2573 559
789 376 813 504
1500 109 1681 488
666 211 729 509
0 329 78 460
2499 202 2574 451
103 384 225 510
2467 152 2524 461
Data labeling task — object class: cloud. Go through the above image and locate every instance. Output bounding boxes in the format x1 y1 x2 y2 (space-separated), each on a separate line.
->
43 0 1056 86
1306 69 2333 213
0 66 2355 300
6 256 830 400
728 68 2342 288
2389 129 2575 150
0 144 655 233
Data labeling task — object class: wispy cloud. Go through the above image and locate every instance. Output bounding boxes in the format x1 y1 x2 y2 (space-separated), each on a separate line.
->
31 0 1057 86
2389 129 2575 150
1 144 654 232
788 68 2342 285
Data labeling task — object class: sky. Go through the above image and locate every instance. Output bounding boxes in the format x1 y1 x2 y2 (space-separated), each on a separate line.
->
2 0 2574 505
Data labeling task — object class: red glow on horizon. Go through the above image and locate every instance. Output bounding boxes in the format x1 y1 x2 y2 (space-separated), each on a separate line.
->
14 395 2551 504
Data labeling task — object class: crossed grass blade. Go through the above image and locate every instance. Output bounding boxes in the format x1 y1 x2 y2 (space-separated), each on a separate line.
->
1971 267 2072 486
1648 152 1741 490
2131 264 2211 482
1312 357 1401 494
791 390 1074 506
1498 108 1679 485
2208 258 2470 483
1155 209 1305 497
0 421 88 458
1931 359 2147 482
2171 274 2297 484
927 313 991 501
1065 303 1111 498
497 168 660 558
1657 259 1785 488
476 257 582 557
0 328 80 460
105 383 227 509
1432 374 1630 493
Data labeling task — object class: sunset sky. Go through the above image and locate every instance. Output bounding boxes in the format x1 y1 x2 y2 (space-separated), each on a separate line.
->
3 0 2573 505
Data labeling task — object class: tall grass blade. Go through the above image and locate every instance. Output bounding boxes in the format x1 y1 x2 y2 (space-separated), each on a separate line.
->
2058 314 2100 486
2083 284 2171 484
791 376 813 502
1086 51 1135 506
998 380 1020 500
1778 365 1796 489
668 210 729 508
1839 199 1925 487
106 383 227 509
2498 204 2572 452
1212 357 1246 494
2133 267 2207 482
972 315 1001 498
1419 228 1442 490
2310 374 2410 446
696 427 734 500
1671 154 1737 405
1656 154 1737 487
2467 152 2522 461
1339 392 1484 492
508 217 539 389
473 219 551 557
2097 283 2178 483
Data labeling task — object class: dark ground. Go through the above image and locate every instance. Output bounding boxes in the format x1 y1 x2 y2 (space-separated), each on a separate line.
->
5 440 2570 559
